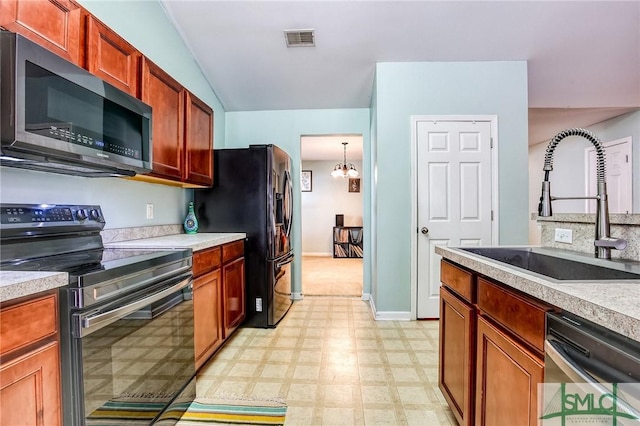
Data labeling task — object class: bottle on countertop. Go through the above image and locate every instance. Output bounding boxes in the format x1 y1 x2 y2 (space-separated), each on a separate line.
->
183 201 198 234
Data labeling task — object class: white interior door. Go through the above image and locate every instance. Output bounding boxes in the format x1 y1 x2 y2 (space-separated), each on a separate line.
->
416 120 493 318
586 137 632 214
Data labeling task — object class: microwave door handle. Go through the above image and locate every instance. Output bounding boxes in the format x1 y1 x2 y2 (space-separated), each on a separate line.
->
76 277 192 338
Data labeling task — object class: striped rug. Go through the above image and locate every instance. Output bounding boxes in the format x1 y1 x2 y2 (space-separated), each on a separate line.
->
161 399 286 425
89 398 287 425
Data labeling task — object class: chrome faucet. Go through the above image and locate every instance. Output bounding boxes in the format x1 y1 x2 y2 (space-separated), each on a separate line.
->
538 128 627 259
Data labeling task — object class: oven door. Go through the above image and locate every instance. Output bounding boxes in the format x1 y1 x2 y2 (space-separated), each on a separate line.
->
62 275 194 426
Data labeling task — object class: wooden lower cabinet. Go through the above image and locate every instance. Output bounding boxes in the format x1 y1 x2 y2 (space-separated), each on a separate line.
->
439 286 475 426
193 269 223 370
475 316 544 426
0 291 61 426
222 257 246 337
439 259 550 426
192 241 245 370
0 342 61 426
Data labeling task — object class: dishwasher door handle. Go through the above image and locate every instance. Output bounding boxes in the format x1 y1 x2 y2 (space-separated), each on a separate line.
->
77 277 192 337
545 340 596 384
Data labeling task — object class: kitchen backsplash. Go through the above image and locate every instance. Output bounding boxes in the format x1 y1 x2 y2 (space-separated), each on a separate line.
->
101 225 182 244
535 213 640 261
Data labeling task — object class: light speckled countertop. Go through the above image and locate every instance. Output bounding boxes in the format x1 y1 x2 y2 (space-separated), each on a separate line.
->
0 271 68 302
1 233 246 303
436 246 640 342
104 232 246 251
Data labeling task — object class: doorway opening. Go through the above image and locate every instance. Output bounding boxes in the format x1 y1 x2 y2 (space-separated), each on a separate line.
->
300 134 364 297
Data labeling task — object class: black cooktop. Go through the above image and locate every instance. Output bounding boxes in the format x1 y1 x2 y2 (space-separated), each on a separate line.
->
2 247 191 286
0 203 191 289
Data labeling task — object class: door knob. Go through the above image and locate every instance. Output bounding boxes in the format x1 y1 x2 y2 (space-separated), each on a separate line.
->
421 227 429 235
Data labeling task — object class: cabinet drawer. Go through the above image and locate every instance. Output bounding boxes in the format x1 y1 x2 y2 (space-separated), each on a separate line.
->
193 246 221 277
440 260 475 303
477 278 550 353
222 240 244 264
0 293 58 357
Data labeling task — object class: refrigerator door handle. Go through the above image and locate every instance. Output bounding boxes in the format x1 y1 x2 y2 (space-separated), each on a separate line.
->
284 170 293 237
276 252 294 268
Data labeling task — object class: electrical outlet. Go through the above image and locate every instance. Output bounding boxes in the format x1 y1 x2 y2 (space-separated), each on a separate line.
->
146 203 154 219
554 228 573 244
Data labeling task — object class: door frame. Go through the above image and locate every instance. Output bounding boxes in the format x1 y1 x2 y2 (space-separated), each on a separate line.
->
410 115 500 320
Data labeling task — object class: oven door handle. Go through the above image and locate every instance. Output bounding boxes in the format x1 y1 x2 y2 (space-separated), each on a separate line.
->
77 277 192 337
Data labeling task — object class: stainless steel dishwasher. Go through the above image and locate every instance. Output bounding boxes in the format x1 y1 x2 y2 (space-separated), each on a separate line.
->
543 311 640 424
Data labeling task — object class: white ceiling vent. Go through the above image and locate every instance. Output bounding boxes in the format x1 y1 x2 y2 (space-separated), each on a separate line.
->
284 29 315 47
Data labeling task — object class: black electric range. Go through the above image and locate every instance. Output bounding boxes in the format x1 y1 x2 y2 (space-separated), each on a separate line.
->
1 203 196 426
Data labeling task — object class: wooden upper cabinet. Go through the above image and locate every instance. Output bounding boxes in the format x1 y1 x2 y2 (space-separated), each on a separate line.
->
0 0 82 66
184 91 214 186
2 0 215 188
141 57 185 181
85 15 141 97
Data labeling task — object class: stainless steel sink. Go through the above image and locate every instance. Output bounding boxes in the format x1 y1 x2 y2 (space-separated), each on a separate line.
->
459 247 640 281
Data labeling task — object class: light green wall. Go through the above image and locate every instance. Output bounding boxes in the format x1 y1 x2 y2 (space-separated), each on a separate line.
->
225 109 371 296
373 61 529 312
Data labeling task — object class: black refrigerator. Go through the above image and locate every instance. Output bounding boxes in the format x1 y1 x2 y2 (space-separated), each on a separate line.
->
194 145 294 328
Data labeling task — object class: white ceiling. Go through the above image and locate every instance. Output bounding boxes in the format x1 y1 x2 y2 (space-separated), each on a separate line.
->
161 1 640 146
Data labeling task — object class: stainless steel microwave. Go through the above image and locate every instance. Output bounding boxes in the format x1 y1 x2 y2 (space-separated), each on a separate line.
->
0 32 152 177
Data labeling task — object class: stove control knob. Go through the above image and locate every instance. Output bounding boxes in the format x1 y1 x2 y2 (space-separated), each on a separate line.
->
76 209 87 220
89 209 101 220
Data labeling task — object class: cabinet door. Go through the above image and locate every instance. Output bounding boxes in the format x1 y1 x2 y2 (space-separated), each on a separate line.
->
141 58 185 181
475 316 543 426
222 257 245 337
85 15 140 97
0 0 81 66
439 287 475 426
193 269 223 370
184 91 214 186
0 342 61 426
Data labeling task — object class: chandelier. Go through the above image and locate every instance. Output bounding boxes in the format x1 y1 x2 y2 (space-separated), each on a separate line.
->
331 142 359 178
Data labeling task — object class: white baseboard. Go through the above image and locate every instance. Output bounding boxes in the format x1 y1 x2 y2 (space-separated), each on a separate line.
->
301 252 332 257
361 292 371 301
291 292 304 300
368 297 411 321
376 311 412 321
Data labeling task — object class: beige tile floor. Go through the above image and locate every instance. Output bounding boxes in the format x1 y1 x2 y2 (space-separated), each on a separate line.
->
302 256 363 297
196 297 455 425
